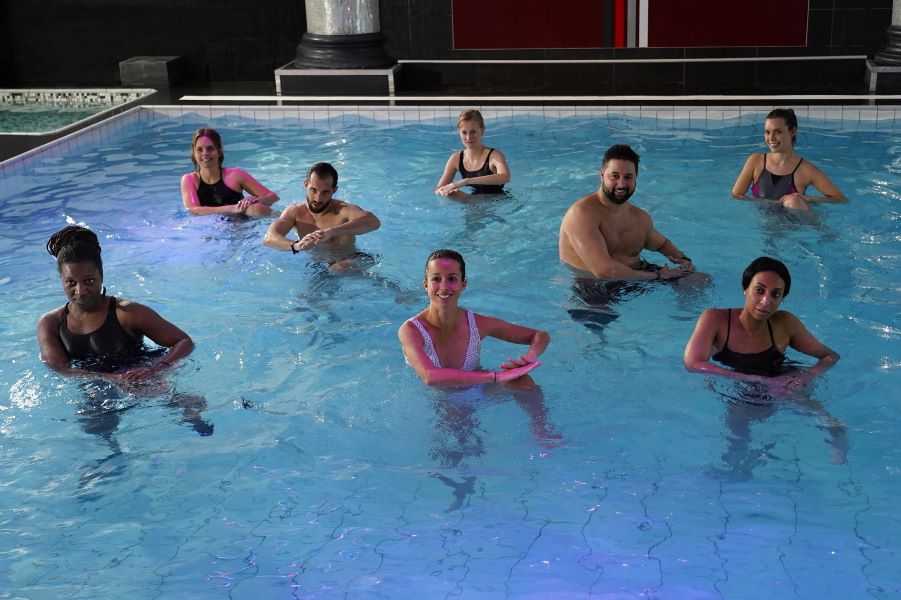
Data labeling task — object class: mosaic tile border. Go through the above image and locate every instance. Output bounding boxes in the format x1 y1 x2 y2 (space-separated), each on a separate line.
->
3 103 899 184
0 88 155 107
0 88 156 137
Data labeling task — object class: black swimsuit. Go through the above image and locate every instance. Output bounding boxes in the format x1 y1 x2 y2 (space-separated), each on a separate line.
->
58 297 143 362
458 148 504 194
751 154 803 200
712 309 786 376
196 172 244 207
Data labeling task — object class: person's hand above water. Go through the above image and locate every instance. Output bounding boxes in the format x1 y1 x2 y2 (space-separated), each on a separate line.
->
779 193 811 210
435 182 461 197
297 230 325 250
500 353 540 371
657 264 688 280
666 254 695 271
495 361 541 383
229 197 260 214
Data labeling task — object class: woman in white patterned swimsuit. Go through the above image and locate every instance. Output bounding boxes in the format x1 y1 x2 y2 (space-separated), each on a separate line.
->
398 249 549 386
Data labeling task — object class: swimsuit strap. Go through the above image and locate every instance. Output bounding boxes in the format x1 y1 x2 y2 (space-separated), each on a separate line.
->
482 148 495 170
766 317 776 347
790 157 803 174
463 310 481 371
409 317 441 368
457 150 465 173
721 308 732 350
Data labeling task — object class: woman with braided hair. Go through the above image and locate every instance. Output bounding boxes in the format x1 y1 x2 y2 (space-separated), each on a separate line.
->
36 225 194 382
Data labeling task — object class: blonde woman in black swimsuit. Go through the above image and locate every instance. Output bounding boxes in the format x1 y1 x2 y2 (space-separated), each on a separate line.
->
435 109 510 200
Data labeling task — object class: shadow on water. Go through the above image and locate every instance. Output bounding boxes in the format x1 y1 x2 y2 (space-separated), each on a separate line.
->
706 377 849 482
295 248 420 313
568 269 712 337
72 368 214 501
427 381 561 512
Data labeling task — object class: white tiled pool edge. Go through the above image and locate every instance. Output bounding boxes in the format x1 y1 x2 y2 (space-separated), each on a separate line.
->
2 103 898 183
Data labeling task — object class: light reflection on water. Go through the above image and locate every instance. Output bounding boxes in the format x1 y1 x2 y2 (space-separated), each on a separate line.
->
0 114 898 597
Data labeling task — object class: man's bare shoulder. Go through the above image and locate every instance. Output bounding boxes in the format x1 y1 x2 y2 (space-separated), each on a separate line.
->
282 202 313 222
624 203 652 223
564 192 602 220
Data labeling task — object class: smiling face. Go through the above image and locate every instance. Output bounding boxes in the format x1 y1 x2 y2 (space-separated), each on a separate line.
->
458 120 484 149
600 158 637 205
743 271 786 321
60 261 104 311
763 117 796 153
192 135 222 169
424 257 467 306
304 172 337 214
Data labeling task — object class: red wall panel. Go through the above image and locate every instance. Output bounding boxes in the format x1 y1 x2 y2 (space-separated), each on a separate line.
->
452 0 808 50
648 0 808 47
452 0 604 50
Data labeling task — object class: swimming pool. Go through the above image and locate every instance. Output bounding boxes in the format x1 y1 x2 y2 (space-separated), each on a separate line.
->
1 106 898 598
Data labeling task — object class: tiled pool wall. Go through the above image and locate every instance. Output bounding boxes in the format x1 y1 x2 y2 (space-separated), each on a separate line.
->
3 103 900 190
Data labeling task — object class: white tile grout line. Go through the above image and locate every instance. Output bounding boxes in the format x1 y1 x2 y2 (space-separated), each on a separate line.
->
2 103 898 170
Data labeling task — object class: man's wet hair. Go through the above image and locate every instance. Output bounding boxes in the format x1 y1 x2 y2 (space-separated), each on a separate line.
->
307 162 339 187
602 144 640 173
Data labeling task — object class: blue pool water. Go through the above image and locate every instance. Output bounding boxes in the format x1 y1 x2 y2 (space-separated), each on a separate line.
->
1 110 899 598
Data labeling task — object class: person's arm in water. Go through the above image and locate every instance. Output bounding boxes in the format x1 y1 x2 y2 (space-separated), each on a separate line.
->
263 204 305 251
435 150 511 198
768 311 839 389
476 313 549 372
683 308 775 384
180 172 259 216
36 304 193 383
435 152 470 199
560 203 684 281
779 161 847 208
731 153 761 200
115 300 194 382
684 309 839 388
398 319 541 387
36 309 112 379
300 203 380 248
645 227 694 273
231 168 279 206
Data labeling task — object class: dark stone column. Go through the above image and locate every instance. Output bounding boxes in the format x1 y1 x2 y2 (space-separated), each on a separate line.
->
874 1 901 65
295 0 393 69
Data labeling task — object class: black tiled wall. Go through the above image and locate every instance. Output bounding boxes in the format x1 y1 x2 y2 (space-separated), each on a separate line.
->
0 0 893 88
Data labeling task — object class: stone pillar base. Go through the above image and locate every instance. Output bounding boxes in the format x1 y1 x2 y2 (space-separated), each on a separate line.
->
295 32 393 69
875 25 901 65
865 58 901 93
